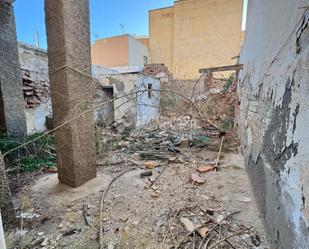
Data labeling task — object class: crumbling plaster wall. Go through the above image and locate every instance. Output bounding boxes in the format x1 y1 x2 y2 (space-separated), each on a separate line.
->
19 43 49 78
18 43 51 134
95 73 160 128
238 1 309 248
96 74 138 127
149 7 174 73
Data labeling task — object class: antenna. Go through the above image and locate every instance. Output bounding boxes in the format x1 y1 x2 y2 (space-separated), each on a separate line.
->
119 23 125 34
34 30 40 48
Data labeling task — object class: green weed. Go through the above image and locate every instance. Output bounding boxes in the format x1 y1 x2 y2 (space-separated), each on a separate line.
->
0 132 56 172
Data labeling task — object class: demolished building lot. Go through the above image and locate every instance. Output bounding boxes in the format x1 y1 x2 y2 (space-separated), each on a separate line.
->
3 71 269 249
1 1 308 248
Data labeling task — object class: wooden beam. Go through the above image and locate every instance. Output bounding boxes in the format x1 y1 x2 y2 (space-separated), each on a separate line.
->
199 64 244 74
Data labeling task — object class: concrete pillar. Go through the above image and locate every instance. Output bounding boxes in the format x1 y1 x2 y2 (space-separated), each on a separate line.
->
0 0 27 137
45 0 96 187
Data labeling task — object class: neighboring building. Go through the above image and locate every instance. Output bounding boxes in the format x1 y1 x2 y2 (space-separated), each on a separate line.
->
17 42 159 134
94 67 160 128
238 0 309 248
91 34 148 71
134 35 149 50
149 0 243 79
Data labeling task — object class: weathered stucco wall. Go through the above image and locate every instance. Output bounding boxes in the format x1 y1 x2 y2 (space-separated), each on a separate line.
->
136 76 160 127
238 1 309 248
149 0 243 80
172 0 243 79
19 43 48 76
95 73 160 128
15 43 156 133
96 74 138 127
18 43 52 134
149 7 174 73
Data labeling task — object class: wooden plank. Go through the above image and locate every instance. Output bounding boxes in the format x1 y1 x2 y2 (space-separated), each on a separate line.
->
199 64 243 74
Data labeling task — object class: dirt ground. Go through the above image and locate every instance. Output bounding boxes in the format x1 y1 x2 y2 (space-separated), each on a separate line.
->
5 77 265 248
6 147 268 249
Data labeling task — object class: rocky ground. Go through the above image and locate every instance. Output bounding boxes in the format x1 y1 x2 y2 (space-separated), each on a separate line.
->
5 124 268 249
4 74 268 248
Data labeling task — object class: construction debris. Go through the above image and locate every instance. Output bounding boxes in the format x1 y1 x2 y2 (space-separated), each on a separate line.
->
143 63 170 83
140 171 153 178
197 165 214 173
180 217 195 233
190 173 206 185
3 66 267 249
22 71 50 109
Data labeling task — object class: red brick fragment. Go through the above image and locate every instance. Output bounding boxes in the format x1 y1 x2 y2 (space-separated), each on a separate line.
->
190 173 206 184
197 165 214 173
47 167 58 173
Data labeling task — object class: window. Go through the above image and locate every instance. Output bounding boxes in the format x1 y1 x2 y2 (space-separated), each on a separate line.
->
143 56 148 65
147 83 152 98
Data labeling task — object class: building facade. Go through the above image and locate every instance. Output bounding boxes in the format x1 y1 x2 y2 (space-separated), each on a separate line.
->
91 34 148 70
135 35 149 51
17 42 159 134
149 0 243 79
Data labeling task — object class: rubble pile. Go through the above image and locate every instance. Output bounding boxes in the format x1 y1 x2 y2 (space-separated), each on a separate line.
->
144 63 170 83
22 70 50 109
144 63 169 77
158 72 239 150
5 67 265 248
196 76 237 132
160 206 261 249
96 114 227 165
5 112 266 248
91 118 265 248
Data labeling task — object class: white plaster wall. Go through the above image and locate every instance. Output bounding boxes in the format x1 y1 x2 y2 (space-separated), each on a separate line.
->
136 76 160 127
25 100 52 135
128 35 148 67
238 1 309 248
